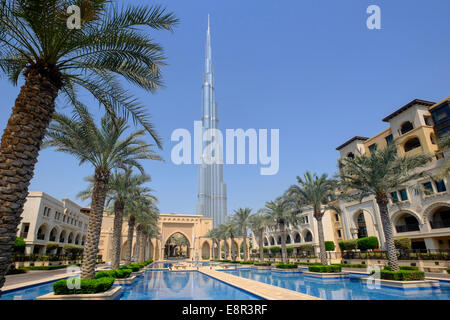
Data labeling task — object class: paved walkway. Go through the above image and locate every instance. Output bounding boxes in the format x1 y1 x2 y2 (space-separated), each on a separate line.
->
2 264 109 292
199 267 321 300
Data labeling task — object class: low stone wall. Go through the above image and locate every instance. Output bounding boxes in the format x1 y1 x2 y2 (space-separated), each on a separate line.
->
37 286 122 300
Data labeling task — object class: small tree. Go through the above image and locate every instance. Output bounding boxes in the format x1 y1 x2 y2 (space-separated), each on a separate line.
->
13 237 26 254
338 239 357 251
357 237 379 251
394 237 412 250
325 241 335 251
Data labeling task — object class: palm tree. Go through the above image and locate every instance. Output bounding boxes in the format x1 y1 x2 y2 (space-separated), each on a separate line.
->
287 171 337 265
248 211 269 262
0 1 177 289
139 223 159 262
232 208 252 261
79 168 153 269
123 192 159 265
222 221 239 260
263 197 300 264
205 228 220 260
44 109 161 279
338 144 432 271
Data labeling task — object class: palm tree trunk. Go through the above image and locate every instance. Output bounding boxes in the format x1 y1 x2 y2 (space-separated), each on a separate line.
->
315 209 328 265
139 231 146 263
242 227 248 261
212 240 216 259
134 225 142 263
376 193 399 271
0 68 60 290
111 201 124 270
81 168 110 279
258 229 264 262
125 215 135 265
280 222 287 264
230 236 235 260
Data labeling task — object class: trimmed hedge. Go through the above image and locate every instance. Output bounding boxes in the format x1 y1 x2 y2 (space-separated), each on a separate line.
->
6 266 27 275
53 277 115 295
356 237 379 250
25 264 79 271
254 262 272 266
275 263 298 269
286 246 294 254
95 269 132 279
338 264 367 268
239 261 254 264
263 248 268 253
325 241 335 251
384 265 419 271
298 244 314 252
447 268 450 274
394 237 412 250
308 264 342 273
338 239 357 251
269 246 281 254
46 242 60 251
379 270 425 281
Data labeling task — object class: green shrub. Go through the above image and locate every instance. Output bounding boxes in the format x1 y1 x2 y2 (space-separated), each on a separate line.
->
62 244 83 257
143 259 153 266
263 247 268 253
14 237 26 253
253 262 271 266
325 241 335 251
308 264 342 273
357 237 379 251
53 277 115 295
126 264 141 272
298 244 314 252
45 242 59 251
25 264 76 271
95 269 132 279
275 263 298 269
394 237 411 250
447 268 450 274
239 261 254 264
384 265 419 271
338 264 367 268
229 260 240 264
338 239 357 251
286 246 294 254
6 266 27 275
379 270 425 281
269 246 281 254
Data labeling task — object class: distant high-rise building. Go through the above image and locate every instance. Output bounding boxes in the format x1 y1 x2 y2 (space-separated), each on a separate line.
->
196 16 227 227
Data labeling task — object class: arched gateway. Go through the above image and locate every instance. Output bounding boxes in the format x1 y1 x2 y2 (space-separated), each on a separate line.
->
155 213 213 261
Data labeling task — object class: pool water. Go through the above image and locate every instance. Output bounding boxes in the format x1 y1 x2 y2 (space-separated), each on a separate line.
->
120 270 261 300
221 269 450 300
0 270 262 300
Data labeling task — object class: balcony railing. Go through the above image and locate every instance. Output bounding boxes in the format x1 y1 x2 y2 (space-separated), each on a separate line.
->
430 220 450 229
395 224 420 233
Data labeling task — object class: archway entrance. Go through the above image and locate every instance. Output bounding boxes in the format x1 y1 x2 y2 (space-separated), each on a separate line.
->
164 232 190 260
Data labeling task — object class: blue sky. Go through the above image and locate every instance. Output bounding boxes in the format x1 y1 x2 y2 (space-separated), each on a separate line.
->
0 0 449 216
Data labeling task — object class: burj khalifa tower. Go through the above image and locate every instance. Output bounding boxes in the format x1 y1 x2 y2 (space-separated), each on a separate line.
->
196 16 227 227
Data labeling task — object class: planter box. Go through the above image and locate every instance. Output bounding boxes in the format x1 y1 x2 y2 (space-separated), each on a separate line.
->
361 278 440 289
341 267 369 273
303 271 349 279
37 286 122 300
114 275 136 285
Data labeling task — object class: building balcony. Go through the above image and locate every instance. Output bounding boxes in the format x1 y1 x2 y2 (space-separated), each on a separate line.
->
395 224 420 233
430 220 450 229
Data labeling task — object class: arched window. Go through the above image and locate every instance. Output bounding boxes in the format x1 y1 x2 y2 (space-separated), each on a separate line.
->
37 225 47 240
286 235 291 244
269 237 275 246
304 231 313 242
68 232 73 244
49 227 58 242
430 206 450 229
294 233 301 243
59 230 66 243
264 238 268 246
277 236 281 245
400 121 414 134
357 212 368 238
404 137 421 152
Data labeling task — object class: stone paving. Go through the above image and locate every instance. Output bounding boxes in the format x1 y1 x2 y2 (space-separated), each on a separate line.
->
198 267 321 300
